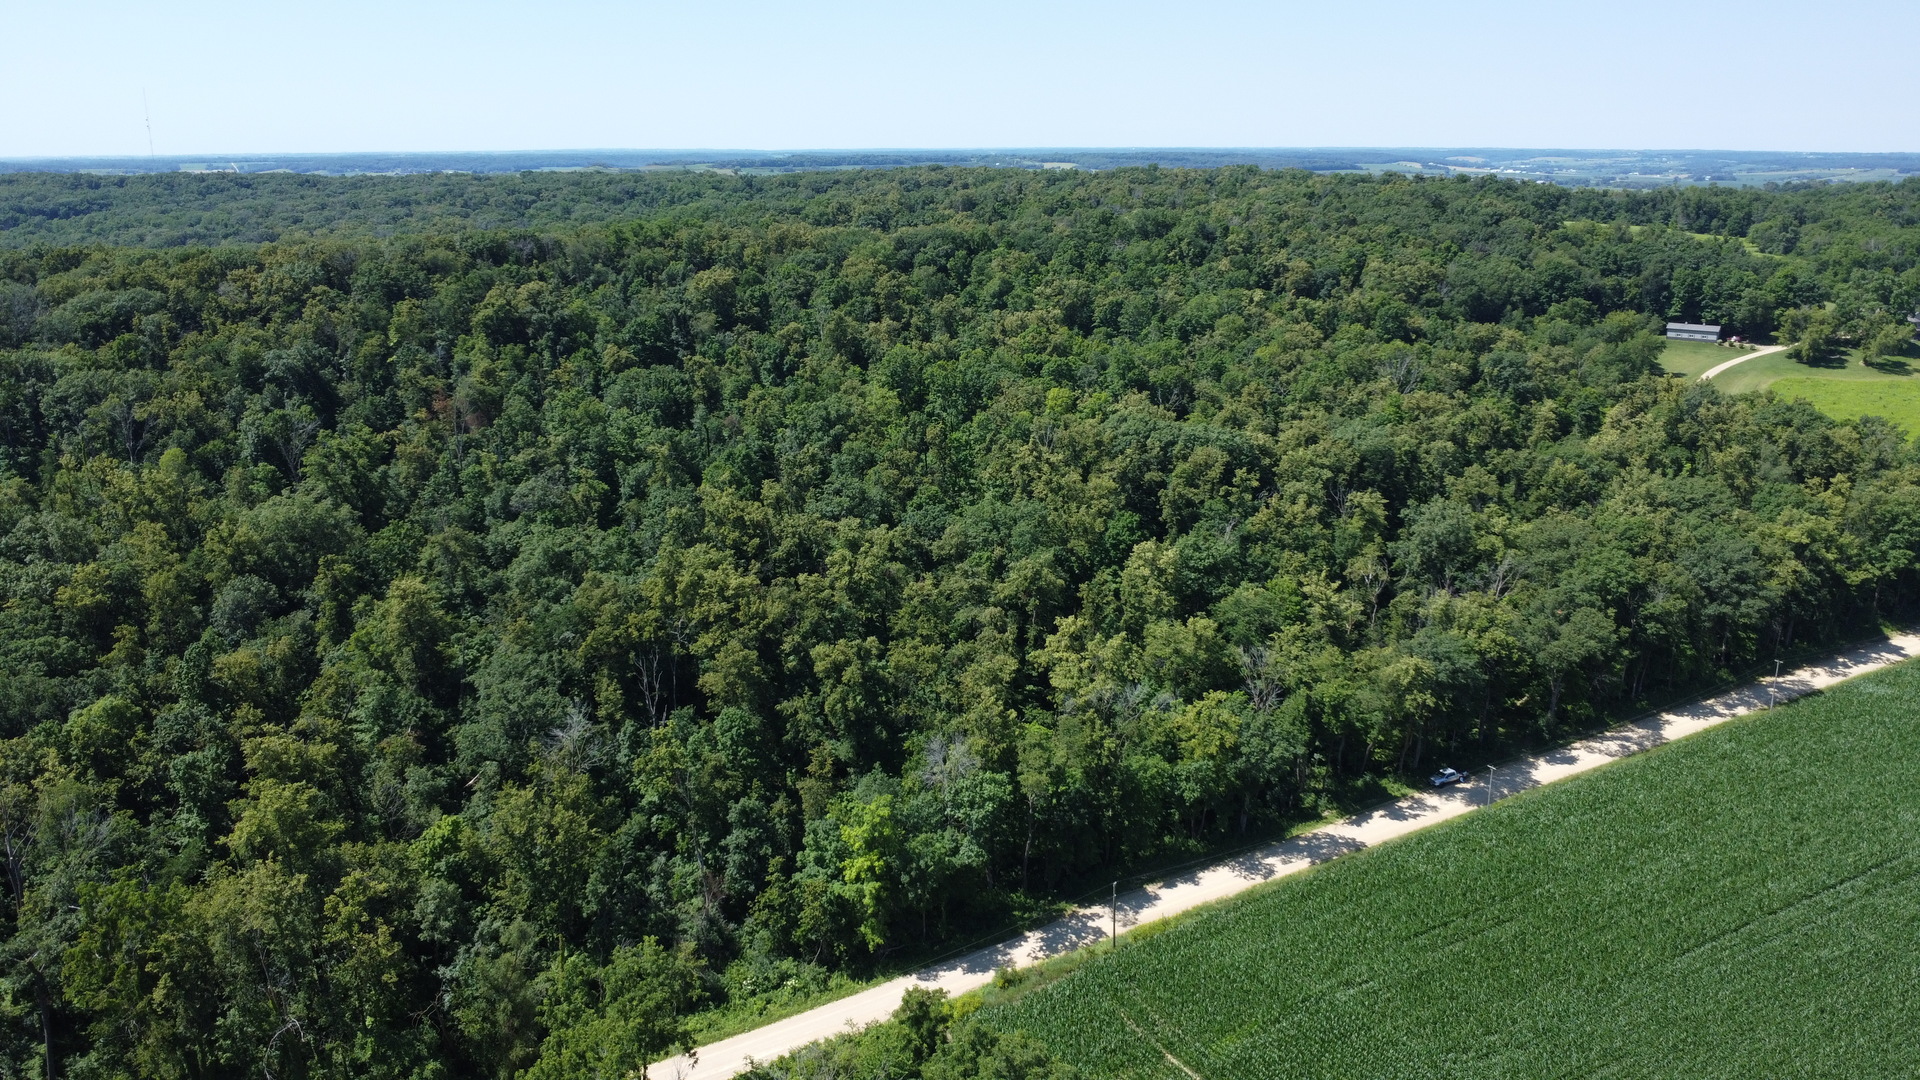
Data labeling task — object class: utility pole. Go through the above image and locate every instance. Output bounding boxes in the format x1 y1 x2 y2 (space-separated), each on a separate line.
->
1110 881 1117 950
1770 658 1782 709
1485 765 1495 809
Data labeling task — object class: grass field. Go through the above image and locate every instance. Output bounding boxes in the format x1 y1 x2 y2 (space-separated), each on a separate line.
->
1704 345 1916 395
1656 338 1754 378
1661 338 1920 437
1767 377 1920 435
983 656 1920 1079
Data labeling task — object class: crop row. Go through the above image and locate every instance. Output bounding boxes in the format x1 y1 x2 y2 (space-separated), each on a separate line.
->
986 658 1920 1078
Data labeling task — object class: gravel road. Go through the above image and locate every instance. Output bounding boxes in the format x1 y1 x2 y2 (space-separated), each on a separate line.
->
649 630 1920 1080
1699 341 1789 380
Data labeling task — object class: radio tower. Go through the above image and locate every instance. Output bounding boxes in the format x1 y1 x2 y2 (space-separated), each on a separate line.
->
143 89 155 161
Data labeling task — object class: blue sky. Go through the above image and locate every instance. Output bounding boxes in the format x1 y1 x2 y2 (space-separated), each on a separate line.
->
4 0 1915 157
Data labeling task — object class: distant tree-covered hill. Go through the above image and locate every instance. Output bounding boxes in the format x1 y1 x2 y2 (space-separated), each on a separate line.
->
5 165 1920 251
0 166 1915 1079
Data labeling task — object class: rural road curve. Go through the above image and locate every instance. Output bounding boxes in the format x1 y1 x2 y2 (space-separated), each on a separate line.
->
1699 342 1788 380
649 630 1920 1080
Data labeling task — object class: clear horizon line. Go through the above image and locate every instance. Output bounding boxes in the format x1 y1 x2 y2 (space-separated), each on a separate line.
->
6 145 1920 162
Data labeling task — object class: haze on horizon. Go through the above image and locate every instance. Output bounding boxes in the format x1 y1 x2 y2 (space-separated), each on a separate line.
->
2 0 1916 160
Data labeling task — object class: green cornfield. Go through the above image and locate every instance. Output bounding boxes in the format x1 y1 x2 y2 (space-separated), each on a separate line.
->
986 657 1920 1078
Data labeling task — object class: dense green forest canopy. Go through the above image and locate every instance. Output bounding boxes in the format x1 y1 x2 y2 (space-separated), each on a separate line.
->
0 166 1917 1078
7 164 1920 253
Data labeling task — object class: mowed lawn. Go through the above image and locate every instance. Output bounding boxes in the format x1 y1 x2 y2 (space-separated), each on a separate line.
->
1664 338 1920 434
986 657 1920 1079
1656 337 1754 378
1706 345 1914 396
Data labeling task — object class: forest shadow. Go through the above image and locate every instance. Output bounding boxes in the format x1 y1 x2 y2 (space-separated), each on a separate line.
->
1795 346 1849 369
1370 793 1451 823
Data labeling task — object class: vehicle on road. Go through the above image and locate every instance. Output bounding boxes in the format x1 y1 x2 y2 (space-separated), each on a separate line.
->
1430 767 1470 788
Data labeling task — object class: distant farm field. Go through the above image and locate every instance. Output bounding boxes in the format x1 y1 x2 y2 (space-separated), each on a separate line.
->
984 657 1920 1079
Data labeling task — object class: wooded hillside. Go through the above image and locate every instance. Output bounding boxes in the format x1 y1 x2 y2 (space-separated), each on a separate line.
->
0 167 1916 1078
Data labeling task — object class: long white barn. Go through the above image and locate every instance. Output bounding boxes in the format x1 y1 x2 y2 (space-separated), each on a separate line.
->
1665 321 1722 341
